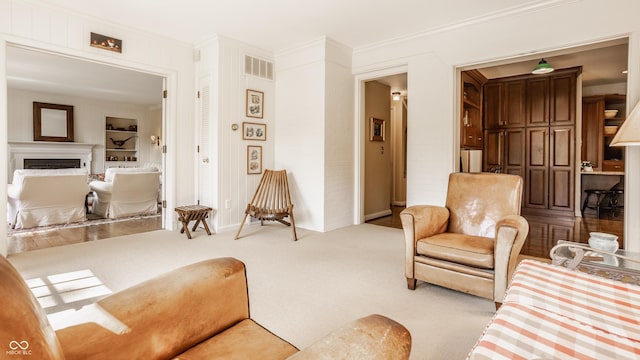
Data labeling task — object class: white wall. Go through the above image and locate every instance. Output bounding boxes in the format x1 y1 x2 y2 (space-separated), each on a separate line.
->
8 88 160 173
323 40 354 231
352 0 640 250
196 36 275 232
275 40 326 231
0 0 195 256
275 37 354 232
0 40 6 257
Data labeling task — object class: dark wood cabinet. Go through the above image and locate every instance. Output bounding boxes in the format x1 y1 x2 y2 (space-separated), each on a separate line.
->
484 82 502 130
484 68 579 216
549 126 574 211
503 128 525 178
581 94 626 172
503 80 526 127
525 127 549 209
483 129 502 172
526 77 548 126
461 70 486 149
550 73 576 126
483 128 524 176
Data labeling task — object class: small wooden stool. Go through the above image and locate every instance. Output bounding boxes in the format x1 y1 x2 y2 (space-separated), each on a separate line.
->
175 205 213 239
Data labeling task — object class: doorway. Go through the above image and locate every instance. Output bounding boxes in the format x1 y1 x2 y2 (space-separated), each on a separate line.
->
459 38 629 257
4 44 167 253
360 72 407 228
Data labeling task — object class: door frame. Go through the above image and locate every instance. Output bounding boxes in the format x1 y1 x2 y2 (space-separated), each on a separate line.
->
0 38 176 256
353 65 408 224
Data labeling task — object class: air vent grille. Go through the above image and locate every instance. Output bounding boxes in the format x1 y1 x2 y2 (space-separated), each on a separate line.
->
244 55 274 80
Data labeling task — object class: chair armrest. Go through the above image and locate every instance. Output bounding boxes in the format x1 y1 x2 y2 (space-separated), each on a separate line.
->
493 215 529 301
89 181 113 194
400 206 449 277
7 184 20 199
288 314 412 360
56 257 250 360
400 205 449 241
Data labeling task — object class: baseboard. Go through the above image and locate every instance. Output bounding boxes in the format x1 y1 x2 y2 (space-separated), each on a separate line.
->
393 201 406 207
364 209 392 221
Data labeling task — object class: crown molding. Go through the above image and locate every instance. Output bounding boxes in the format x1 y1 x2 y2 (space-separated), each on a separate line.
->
353 0 579 55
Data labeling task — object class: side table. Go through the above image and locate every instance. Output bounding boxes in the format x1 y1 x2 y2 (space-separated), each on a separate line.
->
550 240 640 285
175 205 213 239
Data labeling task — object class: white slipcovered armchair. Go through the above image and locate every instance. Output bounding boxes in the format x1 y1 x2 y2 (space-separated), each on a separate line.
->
7 168 89 229
90 167 160 219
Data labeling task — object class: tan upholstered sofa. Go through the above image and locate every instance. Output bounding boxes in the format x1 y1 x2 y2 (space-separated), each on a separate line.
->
90 167 160 219
400 172 529 304
7 168 89 229
0 256 412 360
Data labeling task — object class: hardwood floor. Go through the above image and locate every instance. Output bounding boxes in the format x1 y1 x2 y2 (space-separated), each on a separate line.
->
10 206 624 259
7 216 163 255
366 206 624 259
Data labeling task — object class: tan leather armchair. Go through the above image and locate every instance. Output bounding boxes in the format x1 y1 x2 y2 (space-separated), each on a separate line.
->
0 256 411 360
400 172 529 303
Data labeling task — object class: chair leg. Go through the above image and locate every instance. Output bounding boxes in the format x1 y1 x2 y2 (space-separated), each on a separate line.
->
581 193 590 216
495 302 502 311
289 212 298 241
406 278 416 290
234 213 250 240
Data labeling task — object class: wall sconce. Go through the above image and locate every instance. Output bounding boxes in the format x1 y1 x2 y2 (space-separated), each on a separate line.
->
392 92 401 101
150 135 161 146
531 58 554 74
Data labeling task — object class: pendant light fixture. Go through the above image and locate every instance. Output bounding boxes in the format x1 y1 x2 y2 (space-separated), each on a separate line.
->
531 58 554 74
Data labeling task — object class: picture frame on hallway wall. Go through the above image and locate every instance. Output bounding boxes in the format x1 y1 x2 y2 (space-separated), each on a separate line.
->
246 89 264 118
242 122 266 141
370 117 385 141
247 145 263 174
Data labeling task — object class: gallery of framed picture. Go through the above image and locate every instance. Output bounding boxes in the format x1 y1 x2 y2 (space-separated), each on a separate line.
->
247 145 262 174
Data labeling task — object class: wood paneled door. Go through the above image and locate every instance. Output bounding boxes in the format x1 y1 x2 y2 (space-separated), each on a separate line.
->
484 67 579 217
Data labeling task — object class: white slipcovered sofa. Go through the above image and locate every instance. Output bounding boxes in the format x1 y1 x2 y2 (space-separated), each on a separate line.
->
90 167 160 219
7 168 89 229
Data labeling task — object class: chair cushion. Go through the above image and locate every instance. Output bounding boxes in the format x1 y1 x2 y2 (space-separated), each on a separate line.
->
174 319 298 360
416 233 494 269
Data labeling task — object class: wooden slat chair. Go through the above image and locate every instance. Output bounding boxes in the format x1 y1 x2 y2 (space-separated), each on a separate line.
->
235 169 297 240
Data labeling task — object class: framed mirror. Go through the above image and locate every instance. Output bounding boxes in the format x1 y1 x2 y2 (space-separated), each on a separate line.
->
33 102 74 142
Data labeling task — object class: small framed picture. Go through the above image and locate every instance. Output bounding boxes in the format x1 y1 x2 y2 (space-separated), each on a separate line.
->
247 145 263 174
242 122 266 141
90 32 122 53
370 117 385 141
246 89 264 118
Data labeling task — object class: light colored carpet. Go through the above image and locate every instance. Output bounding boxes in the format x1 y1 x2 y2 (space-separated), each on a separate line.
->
8 223 495 359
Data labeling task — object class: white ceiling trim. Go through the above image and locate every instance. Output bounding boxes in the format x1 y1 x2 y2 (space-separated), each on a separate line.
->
354 0 579 54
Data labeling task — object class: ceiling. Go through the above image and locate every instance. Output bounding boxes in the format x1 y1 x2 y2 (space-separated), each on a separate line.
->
7 46 164 106
7 1 629 103
39 0 551 51
372 38 628 94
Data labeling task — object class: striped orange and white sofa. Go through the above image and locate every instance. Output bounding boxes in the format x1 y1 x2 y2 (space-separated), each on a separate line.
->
468 259 640 359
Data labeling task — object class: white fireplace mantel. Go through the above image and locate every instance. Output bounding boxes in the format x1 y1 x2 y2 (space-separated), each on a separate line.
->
8 140 95 180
